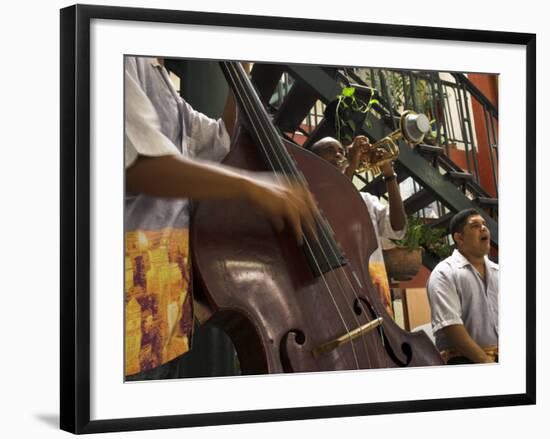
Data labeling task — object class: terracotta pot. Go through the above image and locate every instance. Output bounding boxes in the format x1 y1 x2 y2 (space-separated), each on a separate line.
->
383 247 422 281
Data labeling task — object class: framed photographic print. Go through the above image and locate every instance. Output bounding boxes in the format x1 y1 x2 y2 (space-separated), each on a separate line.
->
60 4 536 434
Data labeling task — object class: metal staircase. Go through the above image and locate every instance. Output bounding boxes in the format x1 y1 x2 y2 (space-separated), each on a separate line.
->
250 63 499 268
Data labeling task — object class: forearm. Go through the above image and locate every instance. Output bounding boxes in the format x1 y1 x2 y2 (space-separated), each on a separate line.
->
126 154 318 246
344 158 359 179
385 177 407 231
126 154 251 201
441 324 493 363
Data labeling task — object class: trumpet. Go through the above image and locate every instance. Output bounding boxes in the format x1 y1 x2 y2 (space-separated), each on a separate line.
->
355 111 430 175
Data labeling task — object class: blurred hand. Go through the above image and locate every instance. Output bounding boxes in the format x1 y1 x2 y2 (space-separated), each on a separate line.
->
243 174 318 245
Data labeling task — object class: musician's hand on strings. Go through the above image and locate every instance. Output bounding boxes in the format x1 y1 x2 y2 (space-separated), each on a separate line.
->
244 175 318 245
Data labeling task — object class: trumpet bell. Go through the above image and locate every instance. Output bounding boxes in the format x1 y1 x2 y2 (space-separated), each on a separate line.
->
402 111 430 144
355 110 430 175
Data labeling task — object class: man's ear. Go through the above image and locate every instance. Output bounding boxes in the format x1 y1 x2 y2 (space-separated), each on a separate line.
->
453 231 463 247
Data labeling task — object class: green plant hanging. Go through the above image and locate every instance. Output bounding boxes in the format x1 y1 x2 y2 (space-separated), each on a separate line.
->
334 86 379 144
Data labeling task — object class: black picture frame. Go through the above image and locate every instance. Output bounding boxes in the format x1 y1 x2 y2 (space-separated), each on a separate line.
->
60 4 536 434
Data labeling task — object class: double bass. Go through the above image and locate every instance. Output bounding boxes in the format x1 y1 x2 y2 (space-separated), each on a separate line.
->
191 62 443 374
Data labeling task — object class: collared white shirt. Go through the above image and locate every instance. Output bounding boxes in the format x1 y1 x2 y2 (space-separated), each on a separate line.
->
427 249 499 351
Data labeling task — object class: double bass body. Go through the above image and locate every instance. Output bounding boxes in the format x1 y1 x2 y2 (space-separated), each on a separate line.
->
192 123 444 375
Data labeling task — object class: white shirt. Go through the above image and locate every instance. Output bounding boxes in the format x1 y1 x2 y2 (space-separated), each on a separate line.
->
125 57 230 169
427 249 499 351
360 192 406 262
124 57 231 231
123 56 230 375
360 192 406 315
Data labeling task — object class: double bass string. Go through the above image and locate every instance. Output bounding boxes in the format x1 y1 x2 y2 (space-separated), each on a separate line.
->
235 63 388 370
228 64 385 369
230 63 386 370
227 62 383 369
225 62 361 370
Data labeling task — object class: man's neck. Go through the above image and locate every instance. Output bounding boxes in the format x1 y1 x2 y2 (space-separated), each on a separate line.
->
459 250 486 277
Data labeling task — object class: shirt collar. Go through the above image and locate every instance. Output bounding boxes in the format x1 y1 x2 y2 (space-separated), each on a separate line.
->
486 257 499 271
451 249 471 268
451 249 498 270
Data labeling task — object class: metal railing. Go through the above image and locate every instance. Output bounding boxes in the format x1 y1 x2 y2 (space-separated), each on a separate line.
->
267 66 499 228
344 68 499 197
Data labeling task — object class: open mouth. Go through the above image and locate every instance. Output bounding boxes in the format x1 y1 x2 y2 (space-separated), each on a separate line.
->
480 236 489 243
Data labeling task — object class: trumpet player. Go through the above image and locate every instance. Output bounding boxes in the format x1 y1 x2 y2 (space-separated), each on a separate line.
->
311 136 407 317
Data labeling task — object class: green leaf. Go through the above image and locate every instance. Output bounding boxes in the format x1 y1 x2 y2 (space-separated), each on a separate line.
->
341 87 356 97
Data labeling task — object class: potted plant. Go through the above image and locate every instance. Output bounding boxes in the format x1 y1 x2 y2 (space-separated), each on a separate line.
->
383 216 452 281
